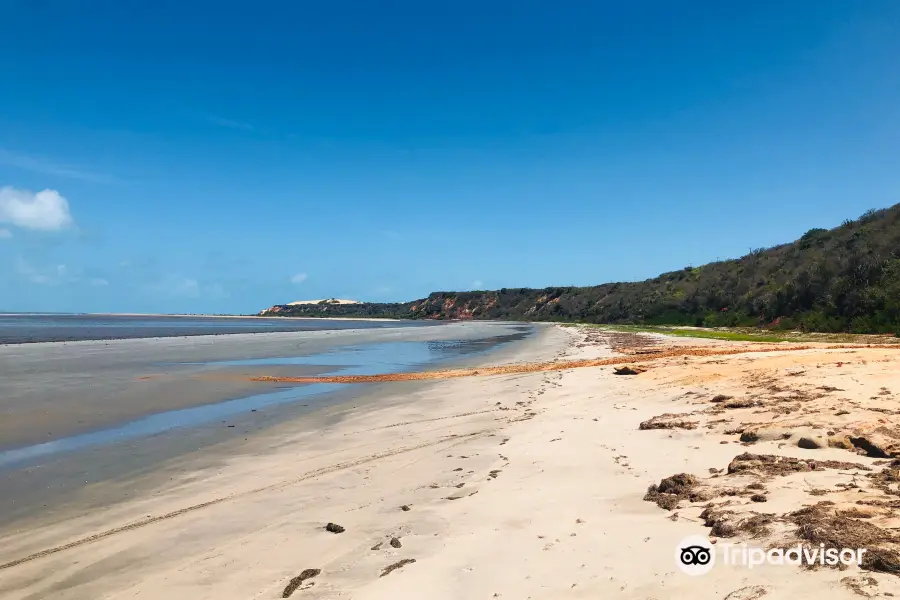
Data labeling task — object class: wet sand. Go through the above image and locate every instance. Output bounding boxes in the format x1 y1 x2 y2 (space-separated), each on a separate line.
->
0 322 531 528
0 322 521 448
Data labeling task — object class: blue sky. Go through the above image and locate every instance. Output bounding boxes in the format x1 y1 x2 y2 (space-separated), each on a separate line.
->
1 1 899 314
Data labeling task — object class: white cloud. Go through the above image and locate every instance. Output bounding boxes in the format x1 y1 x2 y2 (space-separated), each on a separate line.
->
0 186 74 231
0 148 116 183
471 280 484 289
15 259 76 285
14 259 111 287
290 272 308 284
16 259 49 284
0 228 11 239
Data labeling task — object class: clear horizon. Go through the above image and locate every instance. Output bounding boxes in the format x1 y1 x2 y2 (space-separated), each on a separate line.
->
2 1 899 313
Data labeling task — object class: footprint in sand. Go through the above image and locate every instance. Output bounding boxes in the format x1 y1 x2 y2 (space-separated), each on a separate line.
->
723 585 770 600
380 558 416 577
282 569 321 598
840 576 878 598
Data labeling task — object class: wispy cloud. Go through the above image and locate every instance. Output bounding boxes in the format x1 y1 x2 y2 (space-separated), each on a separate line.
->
471 280 484 289
0 148 117 184
150 276 200 298
15 259 77 285
369 285 393 298
145 275 226 299
290 272 308 284
206 115 255 131
0 186 74 231
204 282 227 298
15 259 49 284
14 260 113 287
0 228 11 239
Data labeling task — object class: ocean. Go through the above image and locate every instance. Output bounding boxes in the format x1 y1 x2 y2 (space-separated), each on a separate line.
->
0 313 431 344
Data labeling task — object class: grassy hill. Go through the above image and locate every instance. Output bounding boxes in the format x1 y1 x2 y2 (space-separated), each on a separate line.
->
262 204 900 334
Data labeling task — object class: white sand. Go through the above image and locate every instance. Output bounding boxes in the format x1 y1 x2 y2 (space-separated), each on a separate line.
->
287 299 361 305
1 325 898 599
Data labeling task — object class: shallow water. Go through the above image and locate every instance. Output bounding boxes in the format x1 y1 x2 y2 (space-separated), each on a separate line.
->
0 313 433 344
0 335 524 469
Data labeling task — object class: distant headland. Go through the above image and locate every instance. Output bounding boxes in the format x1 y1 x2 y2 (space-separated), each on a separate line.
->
258 203 900 335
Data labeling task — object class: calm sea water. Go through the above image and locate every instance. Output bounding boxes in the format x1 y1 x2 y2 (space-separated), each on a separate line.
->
0 332 528 469
0 313 433 344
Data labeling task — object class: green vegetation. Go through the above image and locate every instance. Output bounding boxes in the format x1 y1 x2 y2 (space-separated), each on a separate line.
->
263 302 415 319
565 323 900 344
570 324 791 342
262 204 900 336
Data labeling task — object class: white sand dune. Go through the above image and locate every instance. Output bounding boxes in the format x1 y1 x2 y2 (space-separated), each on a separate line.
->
287 298 361 305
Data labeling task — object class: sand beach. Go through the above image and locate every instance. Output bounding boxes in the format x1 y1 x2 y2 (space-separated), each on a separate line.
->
3 323 900 599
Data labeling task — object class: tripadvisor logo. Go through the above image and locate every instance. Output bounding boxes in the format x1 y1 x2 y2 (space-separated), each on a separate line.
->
677 535 716 576
676 535 867 576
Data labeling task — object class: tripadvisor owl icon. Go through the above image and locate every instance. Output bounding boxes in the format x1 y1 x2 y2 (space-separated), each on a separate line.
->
677 535 716 576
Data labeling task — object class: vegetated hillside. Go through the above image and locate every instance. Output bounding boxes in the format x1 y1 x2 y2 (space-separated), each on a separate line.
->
261 204 900 333
261 301 414 318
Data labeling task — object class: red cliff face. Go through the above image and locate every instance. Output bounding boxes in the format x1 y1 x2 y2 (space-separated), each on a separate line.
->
407 293 502 320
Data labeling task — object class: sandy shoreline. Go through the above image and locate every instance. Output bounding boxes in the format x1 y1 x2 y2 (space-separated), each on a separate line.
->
3 324 900 599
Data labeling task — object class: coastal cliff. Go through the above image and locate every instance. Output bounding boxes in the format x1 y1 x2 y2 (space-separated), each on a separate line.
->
260 203 900 334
